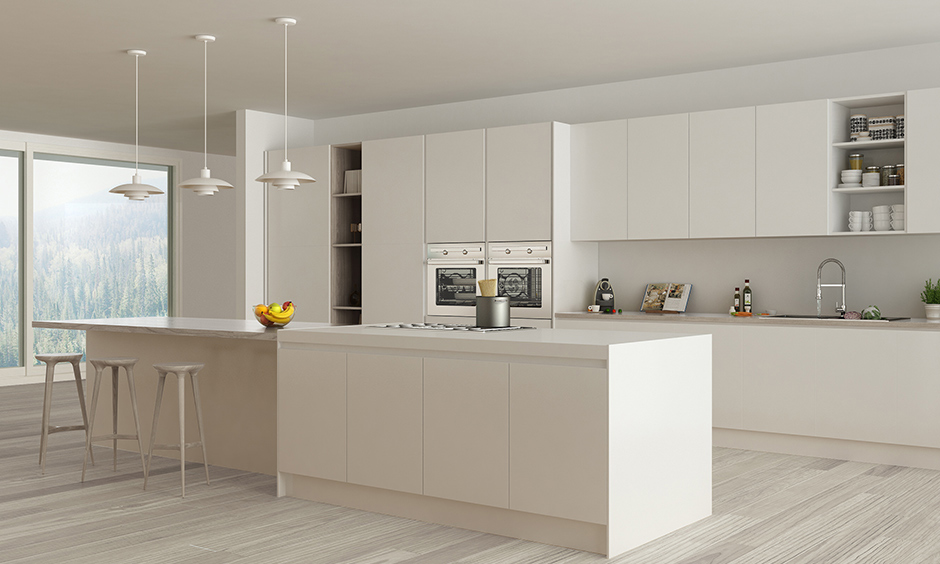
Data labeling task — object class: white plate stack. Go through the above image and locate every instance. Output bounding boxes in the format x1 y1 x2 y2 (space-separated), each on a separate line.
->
848 210 872 232
890 204 905 231
839 169 862 188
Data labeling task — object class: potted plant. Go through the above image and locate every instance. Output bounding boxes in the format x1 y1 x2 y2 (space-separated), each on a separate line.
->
922 278 940 320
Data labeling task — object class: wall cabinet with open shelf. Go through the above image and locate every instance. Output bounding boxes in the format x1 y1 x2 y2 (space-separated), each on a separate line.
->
331 143 363 325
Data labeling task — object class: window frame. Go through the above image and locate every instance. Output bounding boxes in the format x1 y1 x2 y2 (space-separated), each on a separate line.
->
0 141 180 380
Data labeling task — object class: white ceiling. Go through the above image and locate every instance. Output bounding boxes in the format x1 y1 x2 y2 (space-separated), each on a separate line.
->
3 0 940 156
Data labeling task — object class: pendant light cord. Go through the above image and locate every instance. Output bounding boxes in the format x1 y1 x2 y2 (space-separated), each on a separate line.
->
283 20 289 163
203 38 208 169
135 52 140 176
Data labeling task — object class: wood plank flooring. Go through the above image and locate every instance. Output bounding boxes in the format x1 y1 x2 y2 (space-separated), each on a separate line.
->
5 381 940 563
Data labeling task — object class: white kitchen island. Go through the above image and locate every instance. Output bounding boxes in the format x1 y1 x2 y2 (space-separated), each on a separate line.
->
276 325 712 557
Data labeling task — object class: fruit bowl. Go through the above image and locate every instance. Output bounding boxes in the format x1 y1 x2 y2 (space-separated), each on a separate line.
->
252 302 295 327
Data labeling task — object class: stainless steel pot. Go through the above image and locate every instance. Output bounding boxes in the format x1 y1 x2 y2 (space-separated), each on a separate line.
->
476 296 509 328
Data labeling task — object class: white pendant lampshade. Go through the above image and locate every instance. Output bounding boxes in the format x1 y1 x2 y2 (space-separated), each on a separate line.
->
179 35 233 196
255 17 315 190
110 50 164 201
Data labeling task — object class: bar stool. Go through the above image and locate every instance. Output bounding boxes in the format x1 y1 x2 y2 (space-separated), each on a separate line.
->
37 353 93 474
82 358 147 483
144 363 210 497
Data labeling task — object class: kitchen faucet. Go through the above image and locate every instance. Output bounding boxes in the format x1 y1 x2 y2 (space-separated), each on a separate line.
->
816 258 846 317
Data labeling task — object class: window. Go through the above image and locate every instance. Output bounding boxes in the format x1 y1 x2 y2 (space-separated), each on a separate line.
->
0 149 22 368
31 154 171 360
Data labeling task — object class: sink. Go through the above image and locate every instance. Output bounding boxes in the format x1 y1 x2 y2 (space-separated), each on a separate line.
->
763 314 910 322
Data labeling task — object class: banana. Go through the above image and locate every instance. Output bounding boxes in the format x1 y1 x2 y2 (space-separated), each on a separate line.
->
264 304 294 323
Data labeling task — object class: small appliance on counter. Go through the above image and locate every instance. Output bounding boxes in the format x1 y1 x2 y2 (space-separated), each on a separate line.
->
476 279 509 328
593 278 615 313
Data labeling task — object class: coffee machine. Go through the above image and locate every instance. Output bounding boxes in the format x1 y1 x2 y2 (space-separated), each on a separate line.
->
593 278 615 313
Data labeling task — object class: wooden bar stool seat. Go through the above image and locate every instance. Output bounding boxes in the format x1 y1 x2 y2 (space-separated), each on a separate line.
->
82 357 147 483
36 352 93 474
144 362 210 497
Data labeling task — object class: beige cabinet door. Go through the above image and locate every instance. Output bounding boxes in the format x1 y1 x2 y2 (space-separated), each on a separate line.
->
486 122 553 242
905 87 940 234
346 353 424 494
426 129 486 243
689 107 756 238
423 357 509 508
627 113 690 240
756 100 828 237
509 363 607 524
362 136 425 323
277 349 346 482
570 120 629 241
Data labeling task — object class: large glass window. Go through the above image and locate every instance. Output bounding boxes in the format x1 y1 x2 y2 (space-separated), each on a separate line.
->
32 154 171 359
0 150 22 368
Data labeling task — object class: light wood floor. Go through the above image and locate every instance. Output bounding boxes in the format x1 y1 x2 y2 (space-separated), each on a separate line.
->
5 383 940 564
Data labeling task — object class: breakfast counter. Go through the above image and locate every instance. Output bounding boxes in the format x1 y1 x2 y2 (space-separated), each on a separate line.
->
34 317 331 475
556 311 940 330
276 325 712 557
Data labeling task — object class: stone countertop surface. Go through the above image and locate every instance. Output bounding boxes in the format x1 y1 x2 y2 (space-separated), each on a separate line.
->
556 311 940 330
32 317 333 341
277 324 704 361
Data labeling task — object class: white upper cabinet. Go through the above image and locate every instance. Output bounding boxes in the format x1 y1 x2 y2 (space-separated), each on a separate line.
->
689 107 756 238
756 100 829 237
486 123 553 242
628 113 690 240
425 129 486 243
362 136 426 247
905 87 940 234
570 120 629 241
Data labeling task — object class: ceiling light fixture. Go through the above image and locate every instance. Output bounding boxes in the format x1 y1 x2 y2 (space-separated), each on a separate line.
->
255 17 316 190
179 35 233 196
110 50 164 201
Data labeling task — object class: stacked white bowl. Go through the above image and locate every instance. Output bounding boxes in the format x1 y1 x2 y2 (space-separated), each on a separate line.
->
848 210 872 232
890 204 905 231
872 205 892 231
839 169 862 187
862 171 881 187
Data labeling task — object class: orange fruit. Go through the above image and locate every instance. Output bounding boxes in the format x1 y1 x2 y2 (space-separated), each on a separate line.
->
254 304 268 317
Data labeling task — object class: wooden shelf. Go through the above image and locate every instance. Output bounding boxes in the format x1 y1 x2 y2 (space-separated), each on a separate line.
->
832 185 905 194
333 243 362 248
332 306 362 310
333 192 362 198
832 139 904 150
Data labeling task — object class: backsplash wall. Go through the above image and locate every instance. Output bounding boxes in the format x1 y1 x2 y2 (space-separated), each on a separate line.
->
598 234 940 319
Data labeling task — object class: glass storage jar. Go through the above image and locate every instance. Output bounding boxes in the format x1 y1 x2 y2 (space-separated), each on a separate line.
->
848 154 864 170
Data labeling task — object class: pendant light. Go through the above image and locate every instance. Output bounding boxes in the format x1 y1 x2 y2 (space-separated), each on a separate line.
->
110 50 164 201
179 35 233 196
255 17 315 190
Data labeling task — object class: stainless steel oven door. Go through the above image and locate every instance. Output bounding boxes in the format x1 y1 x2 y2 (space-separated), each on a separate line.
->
486 243 552 319
427 244 485 317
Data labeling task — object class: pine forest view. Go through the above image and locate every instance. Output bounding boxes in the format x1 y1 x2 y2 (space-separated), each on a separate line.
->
0 154 169 368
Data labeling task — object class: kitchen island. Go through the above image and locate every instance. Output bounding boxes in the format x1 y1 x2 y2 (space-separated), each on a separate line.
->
276 324 712 557
33 317 331 475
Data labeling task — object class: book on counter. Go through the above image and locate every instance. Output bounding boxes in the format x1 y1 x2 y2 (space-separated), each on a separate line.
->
640 282 692 313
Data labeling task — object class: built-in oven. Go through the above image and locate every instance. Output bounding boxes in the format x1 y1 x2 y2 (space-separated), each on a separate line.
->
426 243 485 317
486 242 552 320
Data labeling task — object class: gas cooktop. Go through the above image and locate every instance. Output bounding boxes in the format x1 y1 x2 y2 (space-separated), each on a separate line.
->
379 323 535 332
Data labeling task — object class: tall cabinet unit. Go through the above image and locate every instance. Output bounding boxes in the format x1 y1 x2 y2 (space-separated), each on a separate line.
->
756 100 829 237
425 129 486 243
904 88 940 234
627 113 690 240
689 107 756 238
570 119 629 241
330 143 363 325
361 135 426 324
266 146 331 322
486 123 553 242
828 94 906 235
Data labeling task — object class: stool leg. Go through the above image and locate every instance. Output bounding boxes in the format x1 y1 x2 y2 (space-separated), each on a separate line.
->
72 360 94 466
123 365 147 481
39 361 55 474
144 372 167 490
82 366 105 482
178 373 186 498
189 372 210 486
111 366 119 471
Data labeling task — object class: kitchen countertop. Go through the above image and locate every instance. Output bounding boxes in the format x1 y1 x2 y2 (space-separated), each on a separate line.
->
33 317 333 341
557 311 940 330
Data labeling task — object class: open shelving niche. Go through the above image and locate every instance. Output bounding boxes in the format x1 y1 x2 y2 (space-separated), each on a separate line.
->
828 93 906 235
331 143 362 325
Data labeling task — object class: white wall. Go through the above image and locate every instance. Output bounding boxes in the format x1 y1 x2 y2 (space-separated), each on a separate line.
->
310 42 940 318
235 110 316 319
0 127 238 320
